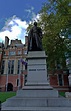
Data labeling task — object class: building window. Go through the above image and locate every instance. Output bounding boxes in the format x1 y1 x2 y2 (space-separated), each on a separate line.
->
16 79 19 86
8 60 14 74
58 74 64 86
17 60 20 74
9 51 16 55
24 74 27 85
18 50 22 55
25 62 27 70
8 60 11 74
11 60 14 74
23 50 27 55
1 60 5 74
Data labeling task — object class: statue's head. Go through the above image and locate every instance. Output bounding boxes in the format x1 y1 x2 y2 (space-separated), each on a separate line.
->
34 22 37 26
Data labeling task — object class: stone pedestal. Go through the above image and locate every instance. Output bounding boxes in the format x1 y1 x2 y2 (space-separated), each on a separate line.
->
2 51 71 111
26 51 49 86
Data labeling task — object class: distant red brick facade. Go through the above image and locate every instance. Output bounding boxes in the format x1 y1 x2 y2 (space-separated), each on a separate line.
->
0 37 69 92
48 69 69 92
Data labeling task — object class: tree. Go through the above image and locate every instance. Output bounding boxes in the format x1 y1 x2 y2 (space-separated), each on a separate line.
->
27 0 71 69
38 0 71 69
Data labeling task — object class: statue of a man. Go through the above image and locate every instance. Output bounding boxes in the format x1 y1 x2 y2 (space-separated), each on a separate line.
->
28 22 43 51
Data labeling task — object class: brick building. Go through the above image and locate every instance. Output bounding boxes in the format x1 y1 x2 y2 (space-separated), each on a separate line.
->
48 69 69 92
0 36 69 92
0 36 27 91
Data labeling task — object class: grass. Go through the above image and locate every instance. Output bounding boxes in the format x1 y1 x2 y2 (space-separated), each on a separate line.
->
59 92 65 97
0 92 16 103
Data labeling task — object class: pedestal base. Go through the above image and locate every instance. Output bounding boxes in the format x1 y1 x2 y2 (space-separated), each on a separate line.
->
2 87 71 111
26 51 49 85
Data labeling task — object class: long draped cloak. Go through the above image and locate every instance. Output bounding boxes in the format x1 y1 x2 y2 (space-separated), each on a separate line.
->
28 26 43 51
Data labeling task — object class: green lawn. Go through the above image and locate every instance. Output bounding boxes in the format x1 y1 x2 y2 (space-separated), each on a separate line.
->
0 92 16 103
59 92 65 97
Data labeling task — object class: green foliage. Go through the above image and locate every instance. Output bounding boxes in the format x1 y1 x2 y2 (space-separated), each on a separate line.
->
39 0 71 69
0 92 16 103
27 0 71 69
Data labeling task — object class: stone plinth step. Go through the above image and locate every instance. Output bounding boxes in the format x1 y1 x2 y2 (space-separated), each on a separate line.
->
2 107 71 111
27 51 47 58
2 96 71 107
22 86 53 89
17 89 58 98
25 82 50 86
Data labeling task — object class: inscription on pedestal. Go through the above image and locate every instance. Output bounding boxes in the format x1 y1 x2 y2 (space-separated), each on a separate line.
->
29 69 45 71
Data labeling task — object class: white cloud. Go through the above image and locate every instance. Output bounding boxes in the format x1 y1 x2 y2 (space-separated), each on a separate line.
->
25 6 36 19
0 15 28 44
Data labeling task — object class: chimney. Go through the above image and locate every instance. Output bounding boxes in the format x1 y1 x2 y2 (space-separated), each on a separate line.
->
25 36 28 46
5 36 9 48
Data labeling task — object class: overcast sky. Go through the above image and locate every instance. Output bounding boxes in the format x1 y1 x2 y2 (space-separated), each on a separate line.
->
0 0 47 44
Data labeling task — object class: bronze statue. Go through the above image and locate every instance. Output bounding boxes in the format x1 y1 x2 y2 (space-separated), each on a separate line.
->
28 22 43 51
